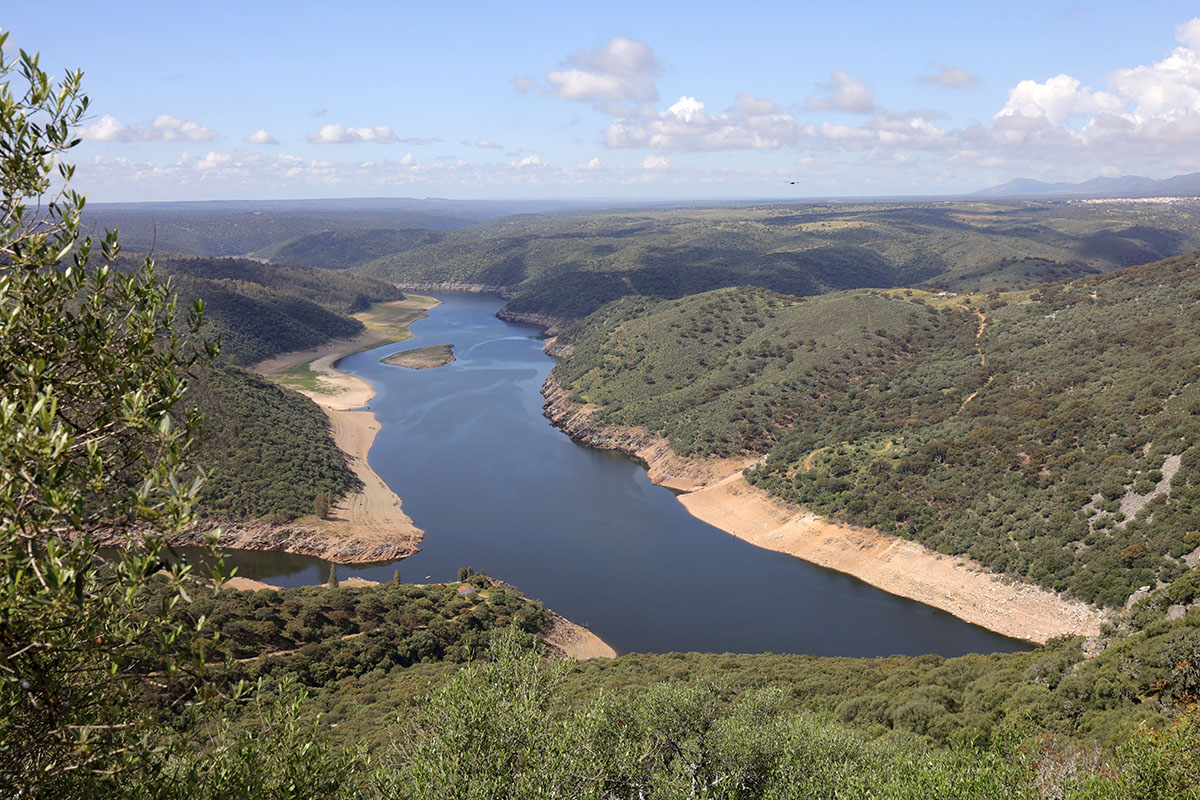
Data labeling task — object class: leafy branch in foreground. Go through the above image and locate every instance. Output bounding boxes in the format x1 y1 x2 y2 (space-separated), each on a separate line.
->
0 34 223 796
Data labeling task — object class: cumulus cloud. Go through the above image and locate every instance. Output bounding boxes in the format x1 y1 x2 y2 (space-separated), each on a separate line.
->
920 65 982 89
306 124 396 143
80 114 218 143
73 148 807 201
243 129 279 145
399 136 441 145
995 74 1122 125
462 138 504 149
985 17 1200 161
512 154 545 167
544 36 661 110
804 70 875 113
196 151 234 170
606 94 806 151
641 154 671 169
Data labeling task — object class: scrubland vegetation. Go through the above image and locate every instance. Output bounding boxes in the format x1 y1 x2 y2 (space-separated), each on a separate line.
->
555 252 1200 605
4 40 1200 800
358 201 1200 320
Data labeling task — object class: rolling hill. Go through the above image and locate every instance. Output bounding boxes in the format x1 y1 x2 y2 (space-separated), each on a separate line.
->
357 200 1200 321
552 251 1200 606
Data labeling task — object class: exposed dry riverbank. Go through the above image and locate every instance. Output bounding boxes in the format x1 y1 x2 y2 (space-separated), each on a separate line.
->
541 376 1106 645
235 296 441 563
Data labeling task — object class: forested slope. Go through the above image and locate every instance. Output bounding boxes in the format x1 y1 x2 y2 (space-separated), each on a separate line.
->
123 256 410 519
359 200 1200 320
553 252 1200 606
265 227 444 269
153 255 405 364
187 362 354 520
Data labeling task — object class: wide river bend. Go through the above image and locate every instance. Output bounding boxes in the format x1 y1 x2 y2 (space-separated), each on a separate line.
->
215 293 1026 657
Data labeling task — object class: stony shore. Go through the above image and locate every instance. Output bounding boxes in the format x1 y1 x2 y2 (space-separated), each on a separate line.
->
540 375 1106 645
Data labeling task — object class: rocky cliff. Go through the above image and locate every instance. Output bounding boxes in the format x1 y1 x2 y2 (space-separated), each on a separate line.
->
541 375 757 493
94 517 420 565
497 309 578 336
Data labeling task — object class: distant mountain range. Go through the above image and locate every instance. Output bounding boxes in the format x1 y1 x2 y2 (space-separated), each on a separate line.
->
974 172 1200 199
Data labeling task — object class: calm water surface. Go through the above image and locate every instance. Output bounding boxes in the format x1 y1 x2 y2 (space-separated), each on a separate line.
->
208 294 1027 657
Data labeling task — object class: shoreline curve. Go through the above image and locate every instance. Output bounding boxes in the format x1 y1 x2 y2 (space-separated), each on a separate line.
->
240 296 441 563
539 374 1106 645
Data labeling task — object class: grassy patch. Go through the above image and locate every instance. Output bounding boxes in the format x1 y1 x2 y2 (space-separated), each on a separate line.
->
271 360 327 392
339 294 439 357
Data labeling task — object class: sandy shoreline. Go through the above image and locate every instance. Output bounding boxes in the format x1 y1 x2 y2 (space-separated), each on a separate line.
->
239 297 443 562
541 377 1105 645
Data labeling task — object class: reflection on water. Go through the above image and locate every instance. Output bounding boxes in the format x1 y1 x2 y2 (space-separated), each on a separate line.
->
124 294 1029 658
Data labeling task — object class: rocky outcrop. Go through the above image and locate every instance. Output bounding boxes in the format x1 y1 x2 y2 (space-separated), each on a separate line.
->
542 337 574 358
541 375 757 493
541 609 617 659
496 309 578 336
540 374 1105 644
94 517 420 565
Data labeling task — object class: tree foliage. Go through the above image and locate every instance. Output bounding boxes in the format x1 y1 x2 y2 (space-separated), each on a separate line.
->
0 38 219 796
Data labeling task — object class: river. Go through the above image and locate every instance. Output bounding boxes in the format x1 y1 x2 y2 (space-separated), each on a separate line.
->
208 293 1027 657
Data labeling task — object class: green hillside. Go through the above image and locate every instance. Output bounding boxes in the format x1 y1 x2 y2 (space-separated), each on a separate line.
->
359 201 1200 320
107 256 414 519
187 362 354 520
150 256 405 364
554 252 1200 606
83 204 484 257
265 227 444 268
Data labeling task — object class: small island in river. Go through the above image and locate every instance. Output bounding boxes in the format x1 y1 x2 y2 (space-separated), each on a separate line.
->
381 343 456 369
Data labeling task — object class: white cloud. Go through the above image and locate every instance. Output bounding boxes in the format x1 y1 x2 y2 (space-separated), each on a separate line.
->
606 94 808 151
920 65 982 89
641 154 671 169
1177 18 1200 51
986 17 1200 161
512 154 545 167
995 74 1122 125
72 149 807 200
243 129 279 145
196 151 233 170
804 70 875 113
512 75 534 94
463 138 503 149
306 123 396 143
544 36 660 110
80 114 218 142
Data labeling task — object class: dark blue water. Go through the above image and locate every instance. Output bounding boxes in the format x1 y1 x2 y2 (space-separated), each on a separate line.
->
210 294 1027 657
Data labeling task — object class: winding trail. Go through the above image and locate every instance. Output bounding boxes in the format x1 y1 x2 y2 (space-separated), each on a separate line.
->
957 310 992 413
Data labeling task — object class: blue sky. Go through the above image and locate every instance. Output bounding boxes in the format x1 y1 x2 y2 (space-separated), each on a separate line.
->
7 1 1200 200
